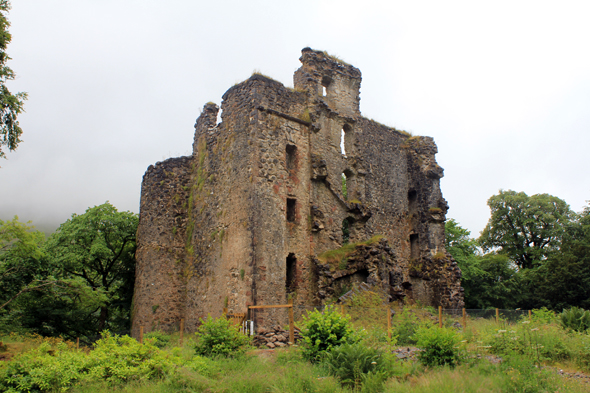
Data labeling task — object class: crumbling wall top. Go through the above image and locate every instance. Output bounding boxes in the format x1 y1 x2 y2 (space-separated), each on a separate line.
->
294 48 362 117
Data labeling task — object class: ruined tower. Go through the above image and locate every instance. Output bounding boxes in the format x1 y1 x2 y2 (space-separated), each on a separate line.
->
131 48 463 335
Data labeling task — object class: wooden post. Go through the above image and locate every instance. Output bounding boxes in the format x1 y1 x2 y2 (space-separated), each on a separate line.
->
496 308 499 323
76 337 79 350
223 307 228 316
438 306 442 328
529 310 532 319
387 308 392 340
139 326 144 344
179 318 185 346
340 304 344 315
288 298 295 344
462 308 466 329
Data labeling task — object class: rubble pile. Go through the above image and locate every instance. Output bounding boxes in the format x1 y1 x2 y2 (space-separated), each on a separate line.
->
253 325 303 348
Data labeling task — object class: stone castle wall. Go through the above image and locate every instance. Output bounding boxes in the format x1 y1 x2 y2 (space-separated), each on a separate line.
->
131 48 463 336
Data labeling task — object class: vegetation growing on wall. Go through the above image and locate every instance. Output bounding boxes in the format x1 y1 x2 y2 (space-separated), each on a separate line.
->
318 235 384 270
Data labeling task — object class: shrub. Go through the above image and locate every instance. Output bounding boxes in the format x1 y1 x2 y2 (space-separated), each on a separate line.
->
560 307 590 332
322 343 395 390
85 332 174 383
300 305 358 362
144 330 171 349
194 315 250 358
0 332 173 391
392 308 421 345
413 326 462 367
0 341 87 392
530 307 556 324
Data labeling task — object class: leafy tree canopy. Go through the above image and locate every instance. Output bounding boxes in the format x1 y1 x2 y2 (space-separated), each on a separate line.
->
0 216 47 310
0 1 27 160
44 202 138 332
479 190 573 269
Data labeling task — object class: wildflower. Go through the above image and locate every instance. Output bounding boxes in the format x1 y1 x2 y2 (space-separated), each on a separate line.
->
522 320 530 324
498 330 507 333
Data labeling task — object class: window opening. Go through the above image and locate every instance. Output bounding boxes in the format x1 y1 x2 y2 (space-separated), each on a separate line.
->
408 190 417 212
286 144 297 171
341 173 348 200
287 198 296 222
286 253 297 293
321 75 332 97
341 124 351 157
342 217 353 244
410 234 419 260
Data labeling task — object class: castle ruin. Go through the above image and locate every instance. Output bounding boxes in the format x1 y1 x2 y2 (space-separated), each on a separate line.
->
131 48 463 335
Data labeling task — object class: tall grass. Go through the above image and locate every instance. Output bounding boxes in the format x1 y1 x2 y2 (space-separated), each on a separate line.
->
4 307 590 393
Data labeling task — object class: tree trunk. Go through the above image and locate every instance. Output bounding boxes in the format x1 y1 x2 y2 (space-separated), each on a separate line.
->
98 305 108 331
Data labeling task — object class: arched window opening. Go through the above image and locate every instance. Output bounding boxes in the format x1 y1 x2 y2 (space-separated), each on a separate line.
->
286 253 297 294
341 173 348 200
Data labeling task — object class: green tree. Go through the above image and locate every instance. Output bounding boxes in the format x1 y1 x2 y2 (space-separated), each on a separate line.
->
523 204 590 310
0 1 27 160
479 190 573 269
471 252 521 309
445 219 523 309
0 216 48 311
44 202 138 331
444 219 483 307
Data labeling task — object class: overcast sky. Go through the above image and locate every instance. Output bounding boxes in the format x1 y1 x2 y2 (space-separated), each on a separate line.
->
1 0 589 237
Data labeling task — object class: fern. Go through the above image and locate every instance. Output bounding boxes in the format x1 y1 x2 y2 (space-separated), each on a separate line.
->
560 307 590 332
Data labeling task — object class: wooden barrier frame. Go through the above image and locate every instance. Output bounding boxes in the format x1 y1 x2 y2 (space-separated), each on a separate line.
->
248 298 295 344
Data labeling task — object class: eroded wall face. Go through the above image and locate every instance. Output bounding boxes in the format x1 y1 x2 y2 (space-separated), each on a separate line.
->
131 156 192 337
132 49 463 336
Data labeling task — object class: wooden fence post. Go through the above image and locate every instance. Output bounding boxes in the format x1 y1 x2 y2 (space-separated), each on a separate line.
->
462 308 466 329
387 308 392 340
288 298 295 344
179 318 185 346
76 337 79 350
496 308 499 323
529 310 532 319
340 304 344 315
139 326 144 344
438 306 442 328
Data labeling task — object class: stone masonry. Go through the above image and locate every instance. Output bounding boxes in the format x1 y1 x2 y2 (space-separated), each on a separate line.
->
131 48 463 336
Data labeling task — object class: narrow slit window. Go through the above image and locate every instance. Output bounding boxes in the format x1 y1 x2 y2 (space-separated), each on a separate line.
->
341 124 351 157
287 198 296 222
342 218 352 244
408 190 417 212
286 253 297 293
410 234 419 260
286 144 297 171
321 76 332 97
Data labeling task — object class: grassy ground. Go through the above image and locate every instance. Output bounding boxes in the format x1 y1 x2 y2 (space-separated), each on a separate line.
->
2 304 590 392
